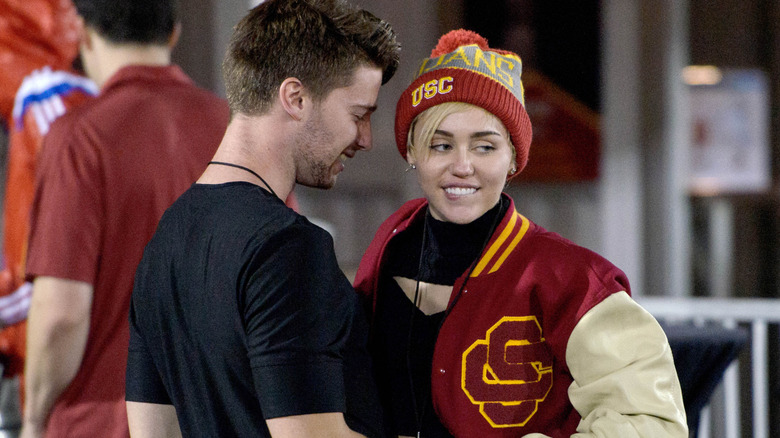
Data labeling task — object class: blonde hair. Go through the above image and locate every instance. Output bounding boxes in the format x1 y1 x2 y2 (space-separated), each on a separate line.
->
406 102 516 162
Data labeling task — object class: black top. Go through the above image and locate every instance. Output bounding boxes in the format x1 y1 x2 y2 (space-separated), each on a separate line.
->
371 197 508 437
127 182 381 438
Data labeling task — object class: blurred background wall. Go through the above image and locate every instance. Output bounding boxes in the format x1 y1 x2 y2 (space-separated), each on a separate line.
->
172 0 780 302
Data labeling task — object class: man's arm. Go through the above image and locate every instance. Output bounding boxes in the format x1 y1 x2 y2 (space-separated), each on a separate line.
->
127 401 182 438
245 225 376 437
21 276 92 437
266 413 365 438
128 400 364 438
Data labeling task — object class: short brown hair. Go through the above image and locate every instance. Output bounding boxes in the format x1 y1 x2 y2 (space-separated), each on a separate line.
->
73 0 177 44
222 0 400 116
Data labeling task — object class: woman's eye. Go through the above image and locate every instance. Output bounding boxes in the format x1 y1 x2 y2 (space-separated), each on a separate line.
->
430 143 451 152
475 144 495 152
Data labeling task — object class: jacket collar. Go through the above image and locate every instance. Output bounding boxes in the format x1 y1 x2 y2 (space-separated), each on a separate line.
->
401 194 531 277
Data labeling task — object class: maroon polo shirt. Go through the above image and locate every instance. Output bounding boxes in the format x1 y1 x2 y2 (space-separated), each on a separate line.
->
26 64 229 437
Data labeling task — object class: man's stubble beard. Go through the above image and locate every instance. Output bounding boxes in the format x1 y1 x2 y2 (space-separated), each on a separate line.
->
294 110 338 190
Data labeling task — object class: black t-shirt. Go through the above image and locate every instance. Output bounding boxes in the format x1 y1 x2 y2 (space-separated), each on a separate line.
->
127 182 381 437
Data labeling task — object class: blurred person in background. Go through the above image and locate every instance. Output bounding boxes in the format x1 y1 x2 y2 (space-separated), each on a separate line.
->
0 0 98 419
20 0 230 436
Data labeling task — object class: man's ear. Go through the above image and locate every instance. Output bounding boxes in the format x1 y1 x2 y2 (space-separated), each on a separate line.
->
278 77 307 121
77 16 93 50
168 22 182 49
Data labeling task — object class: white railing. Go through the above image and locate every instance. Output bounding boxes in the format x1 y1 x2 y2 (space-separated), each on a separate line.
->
637 297 780 438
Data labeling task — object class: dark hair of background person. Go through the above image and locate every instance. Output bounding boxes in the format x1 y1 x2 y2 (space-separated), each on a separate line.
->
222 0 400 116
72 0 178 45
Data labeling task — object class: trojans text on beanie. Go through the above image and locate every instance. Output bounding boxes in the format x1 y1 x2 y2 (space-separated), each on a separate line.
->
394 29 533 174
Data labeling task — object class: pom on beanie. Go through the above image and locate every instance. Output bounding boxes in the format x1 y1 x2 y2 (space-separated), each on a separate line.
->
430 30 488 56
395 29 532 176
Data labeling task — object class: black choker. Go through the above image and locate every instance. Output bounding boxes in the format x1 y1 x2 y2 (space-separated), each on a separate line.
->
208 161 278 198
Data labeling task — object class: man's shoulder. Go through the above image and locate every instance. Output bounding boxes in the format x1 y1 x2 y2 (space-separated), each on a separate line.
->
91 65 224 112
233 196 330 252
42 101 97 150
152 185 327 264
44 75 227 152
45 88 115 134
100 80 224 110
173 184 303 232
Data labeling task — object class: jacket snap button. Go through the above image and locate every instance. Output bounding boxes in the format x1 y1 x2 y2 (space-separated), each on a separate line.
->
439 368 446 374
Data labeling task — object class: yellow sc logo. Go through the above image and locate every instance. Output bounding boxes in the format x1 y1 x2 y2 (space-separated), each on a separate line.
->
461 316 553 428
411 76 453 107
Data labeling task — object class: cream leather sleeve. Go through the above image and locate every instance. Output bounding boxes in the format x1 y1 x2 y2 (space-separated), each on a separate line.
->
565 291 688 437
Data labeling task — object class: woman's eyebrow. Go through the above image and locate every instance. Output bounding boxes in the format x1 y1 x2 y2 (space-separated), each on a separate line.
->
433 129 502 138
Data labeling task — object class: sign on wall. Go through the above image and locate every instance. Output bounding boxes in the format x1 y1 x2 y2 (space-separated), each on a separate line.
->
686 67 770 195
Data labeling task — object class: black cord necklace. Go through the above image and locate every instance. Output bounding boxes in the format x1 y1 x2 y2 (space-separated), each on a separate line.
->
406 202 505 438
406 211 430 438
208 161 278 198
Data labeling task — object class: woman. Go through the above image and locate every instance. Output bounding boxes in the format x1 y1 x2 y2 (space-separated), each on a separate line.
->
354 30 688 437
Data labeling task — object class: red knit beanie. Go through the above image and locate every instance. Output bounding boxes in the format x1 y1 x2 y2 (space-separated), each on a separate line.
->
395 29 533 175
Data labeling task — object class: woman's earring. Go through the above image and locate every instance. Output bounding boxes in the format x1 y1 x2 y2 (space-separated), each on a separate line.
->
509 166 517 175
406 163 416 172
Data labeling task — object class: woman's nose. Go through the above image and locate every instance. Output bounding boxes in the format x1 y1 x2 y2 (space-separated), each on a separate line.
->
450 149 474 176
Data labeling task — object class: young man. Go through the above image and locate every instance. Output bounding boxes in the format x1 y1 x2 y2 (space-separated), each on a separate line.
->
21 0 230 436
0 0 98 389
124 0 400 437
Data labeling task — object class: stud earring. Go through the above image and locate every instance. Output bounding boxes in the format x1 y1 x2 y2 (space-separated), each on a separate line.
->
509 167 517 175
405 164 416 172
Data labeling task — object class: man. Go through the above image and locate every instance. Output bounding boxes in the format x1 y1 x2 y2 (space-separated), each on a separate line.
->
0 0 97 390
0 3 96 431
0 65 97 416
21 0 230 436
125 0 399 437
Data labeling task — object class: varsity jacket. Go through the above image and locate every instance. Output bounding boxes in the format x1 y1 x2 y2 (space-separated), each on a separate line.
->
354 196 687 438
